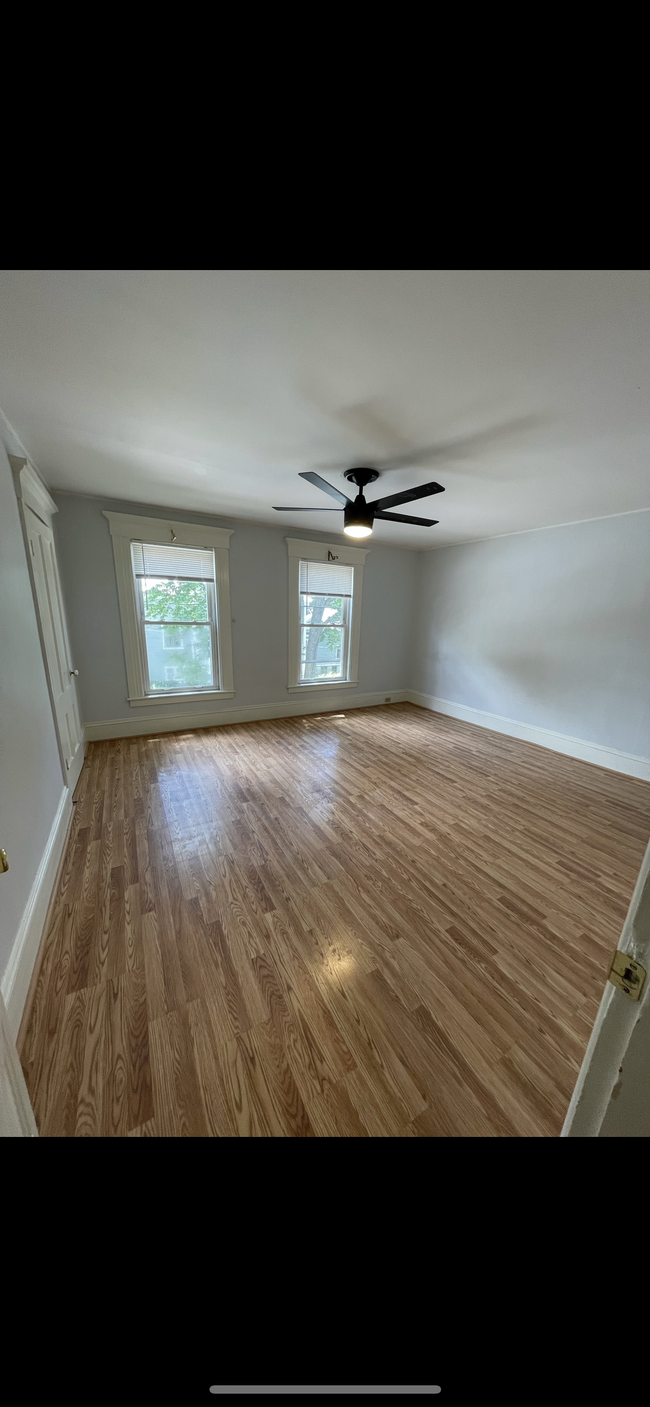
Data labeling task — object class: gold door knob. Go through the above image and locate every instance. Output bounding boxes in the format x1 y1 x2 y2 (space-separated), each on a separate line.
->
0 849 8 873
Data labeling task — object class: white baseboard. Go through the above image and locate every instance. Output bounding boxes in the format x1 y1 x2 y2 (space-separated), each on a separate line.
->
84 689 409 742
407 691 650 783
1 787 73 1039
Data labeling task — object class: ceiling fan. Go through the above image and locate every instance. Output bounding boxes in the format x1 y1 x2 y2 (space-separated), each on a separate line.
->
273 469 445 539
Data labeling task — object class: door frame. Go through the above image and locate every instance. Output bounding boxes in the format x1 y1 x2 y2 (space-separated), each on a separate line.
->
562 832 650 1136
10 456 85 790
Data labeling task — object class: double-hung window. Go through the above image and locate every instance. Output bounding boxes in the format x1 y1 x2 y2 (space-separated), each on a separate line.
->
104 512 234 706
299 559 353 682
132 541 218 694
286 537 369 691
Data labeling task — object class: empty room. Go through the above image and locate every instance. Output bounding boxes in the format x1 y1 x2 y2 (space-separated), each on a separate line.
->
1 268 649 1138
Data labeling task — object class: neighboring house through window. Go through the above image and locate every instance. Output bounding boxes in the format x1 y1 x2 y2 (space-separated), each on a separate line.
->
104 512 234 706
285 537 369 692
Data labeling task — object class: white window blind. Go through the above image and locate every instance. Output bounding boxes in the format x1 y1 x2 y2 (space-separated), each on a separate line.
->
299 560 354 596
131 542 215 582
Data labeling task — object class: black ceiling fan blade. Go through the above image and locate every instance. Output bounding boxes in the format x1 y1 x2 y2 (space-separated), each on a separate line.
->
299 471 351 507
369 481 445 512
373 510 439 526
273 506 343 511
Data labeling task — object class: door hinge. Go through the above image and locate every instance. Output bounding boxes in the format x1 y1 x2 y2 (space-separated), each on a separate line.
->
608 950 647 1001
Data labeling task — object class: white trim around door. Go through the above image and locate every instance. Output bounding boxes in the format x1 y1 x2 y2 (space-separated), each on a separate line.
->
12 459 85 793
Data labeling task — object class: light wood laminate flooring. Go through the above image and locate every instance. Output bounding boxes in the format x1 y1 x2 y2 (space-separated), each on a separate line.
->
18 704 650 1137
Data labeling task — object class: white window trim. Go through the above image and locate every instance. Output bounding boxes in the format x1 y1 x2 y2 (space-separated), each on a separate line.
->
285 537 369 692
104 511 235 706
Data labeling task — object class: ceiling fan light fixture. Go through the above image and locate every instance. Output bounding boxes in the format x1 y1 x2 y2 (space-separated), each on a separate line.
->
343 495 374 538
273 464 444 535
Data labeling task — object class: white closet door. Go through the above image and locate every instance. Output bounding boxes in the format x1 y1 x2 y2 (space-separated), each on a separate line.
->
24 505 84 793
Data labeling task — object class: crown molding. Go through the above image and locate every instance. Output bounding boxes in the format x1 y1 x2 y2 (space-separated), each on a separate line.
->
10 456 59 524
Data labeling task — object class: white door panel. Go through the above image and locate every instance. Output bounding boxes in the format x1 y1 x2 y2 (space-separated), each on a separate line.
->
23 505 84 793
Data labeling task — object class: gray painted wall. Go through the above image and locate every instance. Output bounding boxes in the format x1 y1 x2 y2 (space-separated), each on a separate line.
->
0 421 65 982
412 512 650 759
52 492 419 725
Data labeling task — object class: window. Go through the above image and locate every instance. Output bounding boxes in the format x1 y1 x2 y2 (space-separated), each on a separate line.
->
132 541 218 694
104 512 234 706
286 537 369 691
299 559 353 682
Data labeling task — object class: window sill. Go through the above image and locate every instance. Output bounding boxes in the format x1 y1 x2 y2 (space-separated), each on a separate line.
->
128 690 235 708
287 681 358 693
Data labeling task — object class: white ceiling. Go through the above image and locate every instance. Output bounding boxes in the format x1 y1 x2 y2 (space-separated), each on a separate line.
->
1 269 649 549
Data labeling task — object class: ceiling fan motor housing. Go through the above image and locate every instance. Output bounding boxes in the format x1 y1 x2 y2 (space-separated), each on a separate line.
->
343 469 379 531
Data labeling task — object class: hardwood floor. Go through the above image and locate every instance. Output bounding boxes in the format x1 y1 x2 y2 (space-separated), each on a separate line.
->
18 703 650 1137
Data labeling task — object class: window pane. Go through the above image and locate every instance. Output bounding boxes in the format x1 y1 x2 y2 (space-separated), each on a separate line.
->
300 625 344 680
300 593 344 625
142 577 209 622
145 623 214 690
